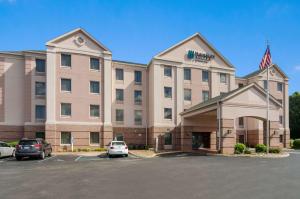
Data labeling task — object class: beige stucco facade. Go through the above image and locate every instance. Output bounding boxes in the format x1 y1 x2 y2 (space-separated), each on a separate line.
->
0 28 290 153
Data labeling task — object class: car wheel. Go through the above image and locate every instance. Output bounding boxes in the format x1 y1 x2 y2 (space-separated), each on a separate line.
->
108 154 112 158
48 149 52 157
16 156 22 161
125 154 128 157
40 151 45 160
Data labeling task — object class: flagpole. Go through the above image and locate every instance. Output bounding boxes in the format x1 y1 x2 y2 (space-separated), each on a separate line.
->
266 63 270 154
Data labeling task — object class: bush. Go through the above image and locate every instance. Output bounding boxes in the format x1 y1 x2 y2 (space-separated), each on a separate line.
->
93 148 107 152
244 148 252 154
255 144 267 153
234 143 246 154
293 139 300 149
7 141 18 147
269 148 281 153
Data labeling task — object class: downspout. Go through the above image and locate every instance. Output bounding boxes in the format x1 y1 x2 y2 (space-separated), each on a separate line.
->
217 101 221 152
145 69 148 147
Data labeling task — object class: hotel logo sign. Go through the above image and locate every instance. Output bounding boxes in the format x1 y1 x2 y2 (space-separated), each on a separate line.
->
187 50 215 63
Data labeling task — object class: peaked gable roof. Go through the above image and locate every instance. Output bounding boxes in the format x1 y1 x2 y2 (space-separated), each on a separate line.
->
46 28 111 53
154 32 234 68
181 83 282 116
243 64 288 79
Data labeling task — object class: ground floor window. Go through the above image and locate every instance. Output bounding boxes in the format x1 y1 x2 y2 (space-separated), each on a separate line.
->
61 132 71 145
90 132 100 145
280 134 283 143
192 132 210 149
36 132 45 140
164 133 172 145
115 133 124 141
238 135 245 144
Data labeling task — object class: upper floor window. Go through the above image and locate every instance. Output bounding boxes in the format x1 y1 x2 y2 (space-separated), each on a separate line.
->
134 71 142 84
90 81 100 94
220 73 227 83
164 108 172 120
90 104 100 117
279 115 283 124
184 68 191 80
116 89 124 101
277 82 283 92
164 66 172 77
61 78 71 92
184 89 192 101
116 68 124 81
202 91 209 102
134 110 142 125
35 105 46 120
134 90 142 105
61 103 71 116
238 117 244 127
164 87 172 98
202 70 209 82
35 82 46 96
263 80 268 90
90 58 100 71
36 59 46 73
116 109 124 122
61 54 71 67
238 83 244 88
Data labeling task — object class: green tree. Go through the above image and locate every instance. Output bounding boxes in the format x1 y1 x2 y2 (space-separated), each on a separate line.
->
290 92 300 139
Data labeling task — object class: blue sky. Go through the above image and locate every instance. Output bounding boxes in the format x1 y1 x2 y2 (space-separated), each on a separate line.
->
0 0 299 94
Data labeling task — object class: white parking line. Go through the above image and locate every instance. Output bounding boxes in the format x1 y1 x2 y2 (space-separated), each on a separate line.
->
38 155 56 163
74 156 82 162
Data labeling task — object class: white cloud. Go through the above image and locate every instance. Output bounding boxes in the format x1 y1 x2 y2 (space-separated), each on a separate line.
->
294 66 300 71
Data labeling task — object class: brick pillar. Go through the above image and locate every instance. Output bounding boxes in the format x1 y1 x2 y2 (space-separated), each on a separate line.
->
103 125 113 146
210 131 217 150
220 119 236 154
45 124 59 152
269 121 281 148
284 129 290 148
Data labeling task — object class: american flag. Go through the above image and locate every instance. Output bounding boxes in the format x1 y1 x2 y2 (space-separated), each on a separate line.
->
259 45 272 70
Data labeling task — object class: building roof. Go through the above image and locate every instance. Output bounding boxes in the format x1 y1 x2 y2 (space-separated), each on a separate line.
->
242 64 288 79
181 83 282 116
112 59 147 67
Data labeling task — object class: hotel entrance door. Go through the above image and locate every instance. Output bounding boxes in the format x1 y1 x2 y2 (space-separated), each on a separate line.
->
192 132 210 150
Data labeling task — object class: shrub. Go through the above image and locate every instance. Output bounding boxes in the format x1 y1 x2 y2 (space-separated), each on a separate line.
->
290 139 294 148
7 141 18 147
255 144 267 153
93 148 107 152
244 148 251 154
269 148 281 153
234 143 246 154
293 139 300 149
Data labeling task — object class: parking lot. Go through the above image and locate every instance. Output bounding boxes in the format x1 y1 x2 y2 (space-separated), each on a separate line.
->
1 152 300 199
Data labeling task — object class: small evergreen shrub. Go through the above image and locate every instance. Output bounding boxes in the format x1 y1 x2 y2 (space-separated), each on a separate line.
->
93 148 107 152
293 139 300 149
7 141 18 147
255 144 267 153
234 143 246 154
244 148 252 154
269 148 281 153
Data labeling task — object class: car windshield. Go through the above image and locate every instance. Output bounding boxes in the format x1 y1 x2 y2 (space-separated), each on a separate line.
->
112 142 125 146
19 140 38 145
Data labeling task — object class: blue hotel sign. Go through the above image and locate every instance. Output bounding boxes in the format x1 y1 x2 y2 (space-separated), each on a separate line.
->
187 50 215 63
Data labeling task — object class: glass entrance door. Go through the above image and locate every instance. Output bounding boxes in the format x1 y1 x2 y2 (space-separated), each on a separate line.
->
192 132 210 150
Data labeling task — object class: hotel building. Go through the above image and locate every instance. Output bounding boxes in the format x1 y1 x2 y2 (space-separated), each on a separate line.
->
0 28 290 154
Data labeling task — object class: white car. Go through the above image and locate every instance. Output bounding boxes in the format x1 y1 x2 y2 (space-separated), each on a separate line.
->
107 141 128 157
0 141 15 158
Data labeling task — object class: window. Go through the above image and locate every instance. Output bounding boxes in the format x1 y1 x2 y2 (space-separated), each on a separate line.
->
90 58 100 70
116 68 124 80
238 83 244 88
115 133 124 141
184 68 191 80
134 90 142 104
277 82 283 92
116 109 124 122
90 81 100 94
164 66 172 77
134 71 142 84
35 82 46 96
202 70 209 82
61 103 71 116
164 133 172 145
164 87 172 98
279 115 283 124
220 73 227 83
279 134 283 143
36 132 45 140
239 117 244 127
263 80 268 90
61 78 71 92
90 132 99 145
116 89 124 101
35 105 46 120
202 91 209 102
90 105 100 117
61 132 71 145
184 89 192 101
61 54 71 67
36 59 46 73
134 110 142 125
164 108 172 120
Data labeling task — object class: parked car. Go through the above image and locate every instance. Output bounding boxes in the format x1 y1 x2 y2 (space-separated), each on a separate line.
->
0 141 15 158
107 141 128 157
15 138 52 161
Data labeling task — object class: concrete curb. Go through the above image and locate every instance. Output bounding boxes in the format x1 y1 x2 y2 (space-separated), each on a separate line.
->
210 152 290 158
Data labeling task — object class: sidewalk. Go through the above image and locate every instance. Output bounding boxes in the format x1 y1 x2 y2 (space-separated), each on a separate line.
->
53 151 105 156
